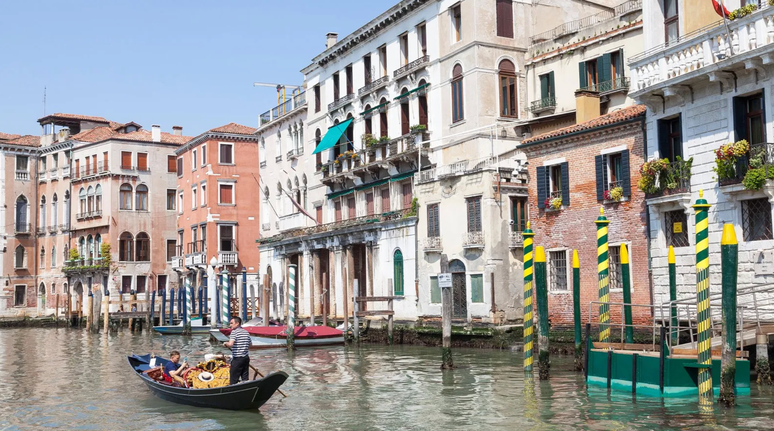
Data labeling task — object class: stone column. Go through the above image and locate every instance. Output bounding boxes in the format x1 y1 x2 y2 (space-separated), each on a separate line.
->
347 245 355 322
367 243 374 298
313 251 322 316
342 247 349 324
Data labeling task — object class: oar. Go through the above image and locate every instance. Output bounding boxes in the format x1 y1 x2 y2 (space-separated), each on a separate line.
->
250 363 287 398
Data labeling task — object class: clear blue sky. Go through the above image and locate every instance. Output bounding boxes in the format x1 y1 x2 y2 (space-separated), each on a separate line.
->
0 0 396 137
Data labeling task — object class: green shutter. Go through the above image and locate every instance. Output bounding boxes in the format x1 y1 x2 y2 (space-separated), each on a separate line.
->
430 276 441 304
471 274 484 303
578 61 587 89
599 54 612 86
549 71 555 98
540 74 548 99
393 250 404 296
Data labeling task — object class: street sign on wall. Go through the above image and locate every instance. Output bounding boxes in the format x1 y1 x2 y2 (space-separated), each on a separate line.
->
438 273 452 288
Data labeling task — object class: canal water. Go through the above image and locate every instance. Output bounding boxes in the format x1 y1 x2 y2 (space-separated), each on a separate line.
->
1 328 774 430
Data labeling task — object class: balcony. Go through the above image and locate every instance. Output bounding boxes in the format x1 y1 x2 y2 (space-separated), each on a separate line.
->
288 147 304 160
530 0 641 44
416 156 501 184
509 231 524 248
321 133 427 185
36 227 46 235
218 251 238 266
529 96 556 114
423 236 442 253
15 170 29 181
38 170 47 181
463 231 485 249
76 211 103 220
259 91 307 127
578 76 630 95
62 258 108 275
630 4 774 98
358 75 389 97
59 224 69 233
120 164 134 171
49 168 59 180
262 223 271 231
643 158 692 200
47 225 57 234
393 55 429 80
78 162 108 178
717 143 774 190
279 212 308 232
328 93 355 112
171 256 183 270
62 166 70 177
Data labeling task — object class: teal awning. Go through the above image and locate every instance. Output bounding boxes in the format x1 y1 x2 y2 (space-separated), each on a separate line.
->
360 102 388 116
356 178 389 191
394 83 430 100
327 189 354 200
389 171 417 182
313 118 353 154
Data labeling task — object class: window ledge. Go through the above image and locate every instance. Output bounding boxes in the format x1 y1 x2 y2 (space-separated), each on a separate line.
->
450 119 467 129
219 163 236 166
549 290 571 295
603 197 629 205
543 206 566 213
218 203 236 207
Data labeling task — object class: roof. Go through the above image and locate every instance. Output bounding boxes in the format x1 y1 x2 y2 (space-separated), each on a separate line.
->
38 113 110 124
6 135 40 147
71 126 191 145
0 132 22 141
521 105 647 146
208 122 257 135
71 127 118 143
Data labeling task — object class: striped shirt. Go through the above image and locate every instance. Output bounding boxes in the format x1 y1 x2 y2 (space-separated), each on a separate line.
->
229 327 251 358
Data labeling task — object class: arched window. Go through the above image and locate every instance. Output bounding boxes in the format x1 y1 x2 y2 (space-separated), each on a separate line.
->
15 196 28 232
87 235 94 259
95 234 102 258
400 88 410 135
39 282 45 296
52 194 58 228
51 283 56 295
136 184 148 211
393 249 404 296
79 188 86 214
14 245 25 269
40 247 45 268
379 97 389 138
499 59 517 118
95 185 102 212
136 232 150 261
64 190 70 227
315 128 322 169
79 237 86 258
87 186 94 213
452 64 464 123
51 246 57 267
119 232 134 261
418 79 428 127
120 184 132 210
40 195 47 229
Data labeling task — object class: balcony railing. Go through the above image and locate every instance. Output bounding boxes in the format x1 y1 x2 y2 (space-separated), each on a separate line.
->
358 75 389 97
279 212 308 232
322 133 427 182
186 240 205 254
529 96 556 113
48 225 57 234
393 55 430 80
49 168 59 180
328 93 355 112
120 164 134 171
59 224 69 232
14 223 31 235
509 231 524 248
579 76 630 94
76 210 103 220
530 0 640 44
38 171 47 181
463 231 485 249
171 256 183 270
644 158 692 198
262 223 271 231
15 170 29 181
77 162 108 179
62 166 70 177
36 227 46 235
423 236 442 252
218 251 238 266
288 147 304 159
718 143 774 187
259 91 307 127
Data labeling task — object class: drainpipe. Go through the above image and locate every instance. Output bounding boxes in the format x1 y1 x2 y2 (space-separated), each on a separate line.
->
641 116 654 316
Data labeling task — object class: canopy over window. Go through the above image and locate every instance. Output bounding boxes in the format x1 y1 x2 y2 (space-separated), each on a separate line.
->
312 118 353 154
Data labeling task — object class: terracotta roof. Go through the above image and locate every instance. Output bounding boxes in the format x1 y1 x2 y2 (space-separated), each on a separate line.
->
0 132 22 141
71 126 190 145
71 126 117 143
6 135 40 147
521 105 647 145
38 113 110 124
209 122 257 135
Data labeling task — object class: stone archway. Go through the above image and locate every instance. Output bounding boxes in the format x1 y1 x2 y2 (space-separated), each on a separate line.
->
449 259 467 319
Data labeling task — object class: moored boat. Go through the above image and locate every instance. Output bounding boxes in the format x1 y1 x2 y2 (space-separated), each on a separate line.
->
210 325 345 348
153 317 211 335
127 353 287 410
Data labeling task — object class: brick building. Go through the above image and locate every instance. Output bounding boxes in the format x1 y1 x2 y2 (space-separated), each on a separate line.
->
519 105 650 327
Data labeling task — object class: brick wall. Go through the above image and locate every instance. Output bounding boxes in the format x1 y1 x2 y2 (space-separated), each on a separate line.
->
523 121 650 327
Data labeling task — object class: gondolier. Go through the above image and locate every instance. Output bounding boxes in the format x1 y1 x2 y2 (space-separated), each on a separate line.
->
223 316 252 384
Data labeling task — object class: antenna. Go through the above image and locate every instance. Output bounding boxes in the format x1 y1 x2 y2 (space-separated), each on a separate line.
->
43 86 47 116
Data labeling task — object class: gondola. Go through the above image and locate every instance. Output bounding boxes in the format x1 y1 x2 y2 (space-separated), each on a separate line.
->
127 354 288 410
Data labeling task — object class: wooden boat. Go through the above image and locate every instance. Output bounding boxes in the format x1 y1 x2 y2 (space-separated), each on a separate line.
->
210 325 345 349
127 353 288 410
153 317 211 335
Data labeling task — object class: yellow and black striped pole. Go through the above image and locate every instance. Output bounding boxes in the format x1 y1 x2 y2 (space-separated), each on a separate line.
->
522 222 535 373
595 207 610 343
693 190 713 406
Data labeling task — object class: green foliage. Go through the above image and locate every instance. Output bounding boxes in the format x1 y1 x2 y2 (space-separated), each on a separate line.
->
409 124 427 133
100 243 112 267
362 134 379 147
69 248 81 261
638 156 693 194
714 140 749 181
728 3 758 20
609 186 623 202
378 135 391 144
742 168 767 191
405 198 420 217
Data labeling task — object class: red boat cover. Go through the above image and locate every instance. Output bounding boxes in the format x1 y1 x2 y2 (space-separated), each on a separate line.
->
219 325 343 339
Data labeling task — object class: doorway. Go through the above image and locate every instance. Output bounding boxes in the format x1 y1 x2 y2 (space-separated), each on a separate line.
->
449 259 467 319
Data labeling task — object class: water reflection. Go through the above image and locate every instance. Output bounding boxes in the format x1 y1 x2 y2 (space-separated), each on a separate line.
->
0 328 773 430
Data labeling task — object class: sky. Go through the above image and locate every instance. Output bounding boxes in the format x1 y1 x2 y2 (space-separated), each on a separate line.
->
0 0 396 137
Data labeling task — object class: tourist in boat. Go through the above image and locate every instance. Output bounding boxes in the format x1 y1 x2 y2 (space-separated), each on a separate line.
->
223 317 252 384
165 350 190 382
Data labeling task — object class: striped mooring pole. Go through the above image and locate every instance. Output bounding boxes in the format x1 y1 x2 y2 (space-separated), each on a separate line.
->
621 244 633 344
669 246 678 346
522 222 535 373
168 288 175 326
222 269 230 327
535 246 550 380
693 190 713 407
572 250 582 371
287 264 297 351
185 273 193 327
595 207 610 343
719 223 738 406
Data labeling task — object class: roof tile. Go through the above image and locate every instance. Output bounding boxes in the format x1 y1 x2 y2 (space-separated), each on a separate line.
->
6 135 40 147
209 122 257 135
0 132 22 141
522 105 647 145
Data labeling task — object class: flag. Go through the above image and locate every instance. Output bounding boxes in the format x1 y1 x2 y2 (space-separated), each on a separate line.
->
712 0 730 18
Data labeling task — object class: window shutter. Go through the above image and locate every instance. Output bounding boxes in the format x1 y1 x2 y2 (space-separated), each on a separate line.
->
418 94 428 126
595 155 605 201
496 0 513 38
762 90 767 142
560 162 570 206
475 198 481 231
122 152 132 168
219 185 231 204
536 166 547 208
578 61 587 89
549 72 555 98
540 75 548 100
138 153 147 171
657 119 669 159
599 53 612 85
168 156 176 173
733 96 747 142
621 150 631 197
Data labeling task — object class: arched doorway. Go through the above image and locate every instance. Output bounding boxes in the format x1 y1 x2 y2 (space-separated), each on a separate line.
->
449 259 467 319
38 282 46 312
74 282 84 317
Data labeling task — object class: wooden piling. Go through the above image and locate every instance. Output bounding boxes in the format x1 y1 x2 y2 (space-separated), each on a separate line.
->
719 223 737 407
441 280 453 369
262 274 269 326
535 246 550 380
322 273 328 327
103 290 109 334
287 264 297 351
86 291 93 331
388 297 394 345
353 279 359 342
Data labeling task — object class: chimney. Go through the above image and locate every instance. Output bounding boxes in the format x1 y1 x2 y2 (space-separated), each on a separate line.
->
326 32 338 49
172 126 183 136
152 125 161 142
574 90 601 124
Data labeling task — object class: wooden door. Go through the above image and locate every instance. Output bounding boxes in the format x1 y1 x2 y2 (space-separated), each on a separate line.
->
316 206 323 224
402 183 413 209
381 188 390 212
366 193 374 215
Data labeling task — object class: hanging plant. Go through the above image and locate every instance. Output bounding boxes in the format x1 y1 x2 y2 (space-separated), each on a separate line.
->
713 140 749 181
550 197 562 210
609 186 624 202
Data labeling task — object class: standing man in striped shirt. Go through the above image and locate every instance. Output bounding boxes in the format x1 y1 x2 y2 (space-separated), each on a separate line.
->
223 316 252 384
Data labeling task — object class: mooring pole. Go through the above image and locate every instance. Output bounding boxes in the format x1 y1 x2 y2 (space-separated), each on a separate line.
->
353 279 359 342
287 264 297 351
263 274 270 327
522 222 535 373
198 279 203 319
596 208 610 343
185 273 193 334
441 279 453 369
535 246 550 380
241 267 248 322
322 273 328 327
103 287 109 334
202 273 208 325
669 246 678 346
222 269 230 327
86 289 93 331
572 249 582 371
150 287 156 327
693 190 713 407
719 223 738 406
621 243 633 344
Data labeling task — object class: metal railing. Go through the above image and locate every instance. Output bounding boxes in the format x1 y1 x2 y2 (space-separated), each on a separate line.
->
359 75 389 96
186 240 205 254
328 93 355 111
260 111 271 125
393 55 429 79
322 135 423 182
644 158 692 198
423 236 442 251
530 0 640 44
579 76 630 93
718 142 774 186
529 96 556 113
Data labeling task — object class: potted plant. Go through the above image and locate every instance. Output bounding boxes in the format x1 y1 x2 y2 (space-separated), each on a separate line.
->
550 197 562 210
363 134 378 148
378 135 391 145
714 140 749 184
637 158 670 194
604 186 624 202
409 124 427 134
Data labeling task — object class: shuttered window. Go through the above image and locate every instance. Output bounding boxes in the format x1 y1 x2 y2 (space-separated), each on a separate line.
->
499 60 517 118
347 197 356 219
539 72 555 100
402 183 413 209
219 143 234 164
427 203 440 237
658 116 683 162
137 153 148 172
381 188 391 212
430 276 441 304
393 249 404 296
314 85 321 113
595 151 631 201
466 196 482 232
335 201 342 222
511 197 527 232
176 158 183 177
121 152 132 169
496 0 513 38
219 184 233 204
452 65 464 122
401 92 410 135
471 274 484 303
168 155 176 173
366 193 374 216
418 83 428 126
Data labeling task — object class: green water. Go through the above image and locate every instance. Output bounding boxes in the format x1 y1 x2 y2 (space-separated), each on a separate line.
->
1 327 773 430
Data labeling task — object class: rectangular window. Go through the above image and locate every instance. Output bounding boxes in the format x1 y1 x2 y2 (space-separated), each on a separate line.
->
427 203 440 237
402 183 413 209
585 58 598 89
219 143 234 164
176 157 183 176
75 159 80 178
102 152 108 171
511 197 528 232
191 150 197 170
333 72 340 101
347 197 356 219
178 192 184 214
201 183 207 206
734 92 766 146
14 285 26 307
366 192 374 216
549 164 562 195
658 115 682 162
219 183 234 205
466 196 482 232
316 205 323 224
167 189 176 210
16 156 28 171
166 240 176 261
314 84 321 113
452 4 462 42
417 23 427 56
121 276 132 294
168 155 176 173
201 224 207 252
539 72 555 100
192 186 198 210
381 187 391 212
379 45 388 78
664 0 679 44
136 276 147 294
201 144 207 166
549 250 568 291
500 69 517 118
742 198 773 242
471 274 484 303
430 276 441 304
158 275 168 291
219 225 234 251
346 64 353 95
364 54 372 85
665 210 689 248
400 33 409 66
335 201 342 222
496 0 513 38
609 245 623 291
137 153 148 172
121 151 132 170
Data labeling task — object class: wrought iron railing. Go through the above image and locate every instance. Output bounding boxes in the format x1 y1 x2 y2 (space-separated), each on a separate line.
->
260 111 271 125
644 158 692 197
328 93 355 111
580 76 630 93
718 142 774 186
393 55 429 79
529 96 556 113
358 75 389 96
